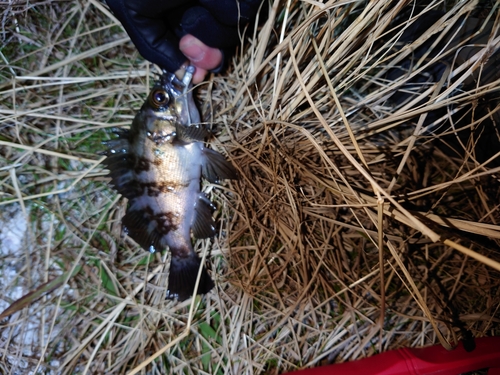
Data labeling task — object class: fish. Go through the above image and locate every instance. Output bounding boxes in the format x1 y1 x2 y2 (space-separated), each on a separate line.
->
102 66 237 300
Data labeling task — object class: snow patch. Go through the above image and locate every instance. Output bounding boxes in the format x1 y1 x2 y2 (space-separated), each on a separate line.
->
0 204 28 256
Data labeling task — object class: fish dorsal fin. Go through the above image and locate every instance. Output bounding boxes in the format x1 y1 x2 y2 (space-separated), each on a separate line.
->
102 130 143 199
101 129 130 157
122 208 164 253
192 194 216 239
102 153 141 199
176 124 210 142
202 148 238 183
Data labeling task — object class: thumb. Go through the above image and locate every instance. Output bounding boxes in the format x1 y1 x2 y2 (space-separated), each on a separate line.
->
179 35 223 71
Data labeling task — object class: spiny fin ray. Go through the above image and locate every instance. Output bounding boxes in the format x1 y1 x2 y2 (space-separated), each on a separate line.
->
202 148 238 183
102 153 141 199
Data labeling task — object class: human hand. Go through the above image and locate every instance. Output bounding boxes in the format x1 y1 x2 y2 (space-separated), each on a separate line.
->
105 0 262 83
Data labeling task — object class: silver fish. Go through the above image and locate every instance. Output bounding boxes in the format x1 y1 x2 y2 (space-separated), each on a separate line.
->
103 67 237 300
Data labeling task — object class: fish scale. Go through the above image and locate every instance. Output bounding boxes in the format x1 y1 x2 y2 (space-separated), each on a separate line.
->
103 67 237 300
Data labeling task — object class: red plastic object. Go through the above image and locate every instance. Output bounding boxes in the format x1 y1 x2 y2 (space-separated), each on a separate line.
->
283 336 500 375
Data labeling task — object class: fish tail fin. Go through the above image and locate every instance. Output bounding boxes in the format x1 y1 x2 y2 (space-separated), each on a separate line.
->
167 253 214 301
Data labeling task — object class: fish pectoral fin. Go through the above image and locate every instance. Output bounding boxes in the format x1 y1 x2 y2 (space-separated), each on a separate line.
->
192 194 216 239
122 209 163 253
167 254 214 301
202 147 238 183
176 123 210 142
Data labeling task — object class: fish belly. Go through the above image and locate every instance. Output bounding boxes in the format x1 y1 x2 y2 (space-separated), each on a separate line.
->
123 139 214 300
125 139 203 256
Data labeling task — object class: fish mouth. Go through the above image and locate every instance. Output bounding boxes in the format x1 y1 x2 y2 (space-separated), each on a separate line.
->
160 65 195 94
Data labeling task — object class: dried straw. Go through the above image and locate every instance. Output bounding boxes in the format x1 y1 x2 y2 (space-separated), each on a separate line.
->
0 0 499 374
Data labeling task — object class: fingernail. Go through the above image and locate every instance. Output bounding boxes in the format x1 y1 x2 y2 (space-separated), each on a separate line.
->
180 39 205 63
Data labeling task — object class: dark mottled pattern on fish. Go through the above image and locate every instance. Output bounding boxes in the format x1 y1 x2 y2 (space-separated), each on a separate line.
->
138 181 188 196
103 69 237 301
134 157 151 173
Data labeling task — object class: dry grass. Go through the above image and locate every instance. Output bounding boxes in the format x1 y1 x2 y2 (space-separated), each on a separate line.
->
1 0 500 374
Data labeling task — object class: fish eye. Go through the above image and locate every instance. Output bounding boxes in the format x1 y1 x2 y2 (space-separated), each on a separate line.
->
151 89 169 107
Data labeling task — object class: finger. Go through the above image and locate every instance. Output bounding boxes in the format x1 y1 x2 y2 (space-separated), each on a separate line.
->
105 0 188 72
179 35 223 71
107 0 192 18
192 67 208 84
180 6 240 49
199 0 263 26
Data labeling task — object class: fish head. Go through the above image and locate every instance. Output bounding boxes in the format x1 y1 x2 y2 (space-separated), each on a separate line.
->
143 66 201 127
